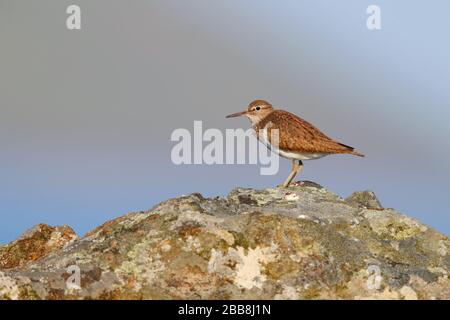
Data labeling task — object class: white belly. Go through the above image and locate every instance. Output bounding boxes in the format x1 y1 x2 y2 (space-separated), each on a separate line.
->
276 148 329 161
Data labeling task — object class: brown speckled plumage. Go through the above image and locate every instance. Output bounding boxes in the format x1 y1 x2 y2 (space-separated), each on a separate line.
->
254 109 364 156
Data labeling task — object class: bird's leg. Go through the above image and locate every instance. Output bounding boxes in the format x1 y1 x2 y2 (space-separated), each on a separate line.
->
294 160 303 184
281 159 299 188
281 160 297 188
281 160 303 188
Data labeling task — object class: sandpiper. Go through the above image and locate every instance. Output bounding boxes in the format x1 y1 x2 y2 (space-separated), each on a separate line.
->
226 100 364 187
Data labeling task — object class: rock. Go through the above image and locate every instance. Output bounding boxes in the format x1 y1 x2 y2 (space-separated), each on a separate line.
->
290 181 324 189
0 185 448 300
0 224 77 270
345 190 383 210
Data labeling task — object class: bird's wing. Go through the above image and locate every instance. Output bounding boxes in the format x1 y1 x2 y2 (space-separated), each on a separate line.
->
262 110 355 154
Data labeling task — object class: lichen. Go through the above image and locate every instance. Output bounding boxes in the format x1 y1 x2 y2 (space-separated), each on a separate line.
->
208 245 277 290
0 184 448 300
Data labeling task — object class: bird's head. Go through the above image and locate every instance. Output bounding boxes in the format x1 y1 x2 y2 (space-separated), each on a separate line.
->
226 100 274 125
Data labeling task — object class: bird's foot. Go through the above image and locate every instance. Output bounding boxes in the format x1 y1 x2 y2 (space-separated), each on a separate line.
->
290 181 305 187
277 181 304 188
293 181 324 189
278 181 324 189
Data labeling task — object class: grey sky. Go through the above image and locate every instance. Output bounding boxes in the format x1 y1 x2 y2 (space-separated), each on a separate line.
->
1 1 449 242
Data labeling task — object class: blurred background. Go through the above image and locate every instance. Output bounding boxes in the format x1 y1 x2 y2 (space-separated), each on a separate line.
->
1 0 449 243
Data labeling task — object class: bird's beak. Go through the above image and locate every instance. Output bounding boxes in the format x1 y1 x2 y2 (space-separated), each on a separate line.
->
226 110 247 118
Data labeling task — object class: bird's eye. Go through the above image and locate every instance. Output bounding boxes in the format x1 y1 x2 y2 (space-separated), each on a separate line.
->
256 106 261 111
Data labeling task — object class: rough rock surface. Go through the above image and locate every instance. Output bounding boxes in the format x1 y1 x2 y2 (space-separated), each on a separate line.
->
0 183 448 300
0 224 77 270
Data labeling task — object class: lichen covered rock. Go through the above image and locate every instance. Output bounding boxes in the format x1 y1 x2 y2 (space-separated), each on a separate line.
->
0 184 448 300
345 190 383 210
0 224 77 270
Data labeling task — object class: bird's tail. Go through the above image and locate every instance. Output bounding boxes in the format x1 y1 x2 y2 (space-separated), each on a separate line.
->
338 142 365 157
351 150 365 157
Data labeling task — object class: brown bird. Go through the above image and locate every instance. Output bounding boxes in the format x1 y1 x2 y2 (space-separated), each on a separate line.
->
226 100 364 187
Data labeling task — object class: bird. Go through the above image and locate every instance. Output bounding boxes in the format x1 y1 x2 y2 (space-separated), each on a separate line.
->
226 99 364 187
